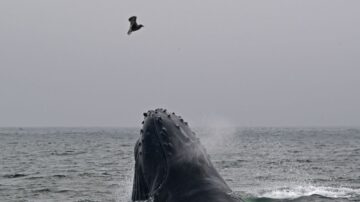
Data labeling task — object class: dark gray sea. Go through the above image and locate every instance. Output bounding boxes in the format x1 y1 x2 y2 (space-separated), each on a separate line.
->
0 127 359 202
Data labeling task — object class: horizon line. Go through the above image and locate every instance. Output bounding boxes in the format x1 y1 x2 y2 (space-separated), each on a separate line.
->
0 125 359 128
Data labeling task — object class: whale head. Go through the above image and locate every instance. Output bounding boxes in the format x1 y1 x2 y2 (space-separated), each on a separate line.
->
131 108 232 202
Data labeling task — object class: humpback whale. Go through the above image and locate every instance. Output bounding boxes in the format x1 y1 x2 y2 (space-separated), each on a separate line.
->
131 108 242 202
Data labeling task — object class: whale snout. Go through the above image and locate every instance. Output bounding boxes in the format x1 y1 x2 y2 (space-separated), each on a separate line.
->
141 109 197 152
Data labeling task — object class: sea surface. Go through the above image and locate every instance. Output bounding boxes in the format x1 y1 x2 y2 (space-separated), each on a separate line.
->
0 127 359 202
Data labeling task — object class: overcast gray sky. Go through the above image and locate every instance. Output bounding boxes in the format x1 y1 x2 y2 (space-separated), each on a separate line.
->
0 1 359 127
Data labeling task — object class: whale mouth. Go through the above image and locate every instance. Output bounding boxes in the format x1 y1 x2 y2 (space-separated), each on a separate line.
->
132 109 170 200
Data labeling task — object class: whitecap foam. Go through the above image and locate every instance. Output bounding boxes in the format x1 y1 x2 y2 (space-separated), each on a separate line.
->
257 185 360 199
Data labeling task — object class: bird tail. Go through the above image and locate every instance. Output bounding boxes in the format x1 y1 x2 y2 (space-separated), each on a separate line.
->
127 29 132 35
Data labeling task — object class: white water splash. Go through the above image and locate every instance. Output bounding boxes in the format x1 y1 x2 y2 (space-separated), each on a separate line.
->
257 185 360 199
116 165 134 202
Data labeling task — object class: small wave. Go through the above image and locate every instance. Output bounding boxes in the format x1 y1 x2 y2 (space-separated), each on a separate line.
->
25 174 67 180
79 172 94 177
56 189 71 193
52 174 67 178
246 194 335 202
33 188 71 194
34 188 51 193
3 173 27 178
257 185 360 199
51 151 87 156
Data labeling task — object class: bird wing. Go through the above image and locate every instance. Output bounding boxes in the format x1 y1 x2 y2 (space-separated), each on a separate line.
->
129 16 137 25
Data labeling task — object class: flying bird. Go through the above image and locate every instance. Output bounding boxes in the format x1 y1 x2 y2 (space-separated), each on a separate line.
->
127 16 144 35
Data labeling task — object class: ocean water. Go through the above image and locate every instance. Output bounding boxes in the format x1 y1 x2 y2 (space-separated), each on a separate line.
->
0 127 359 202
